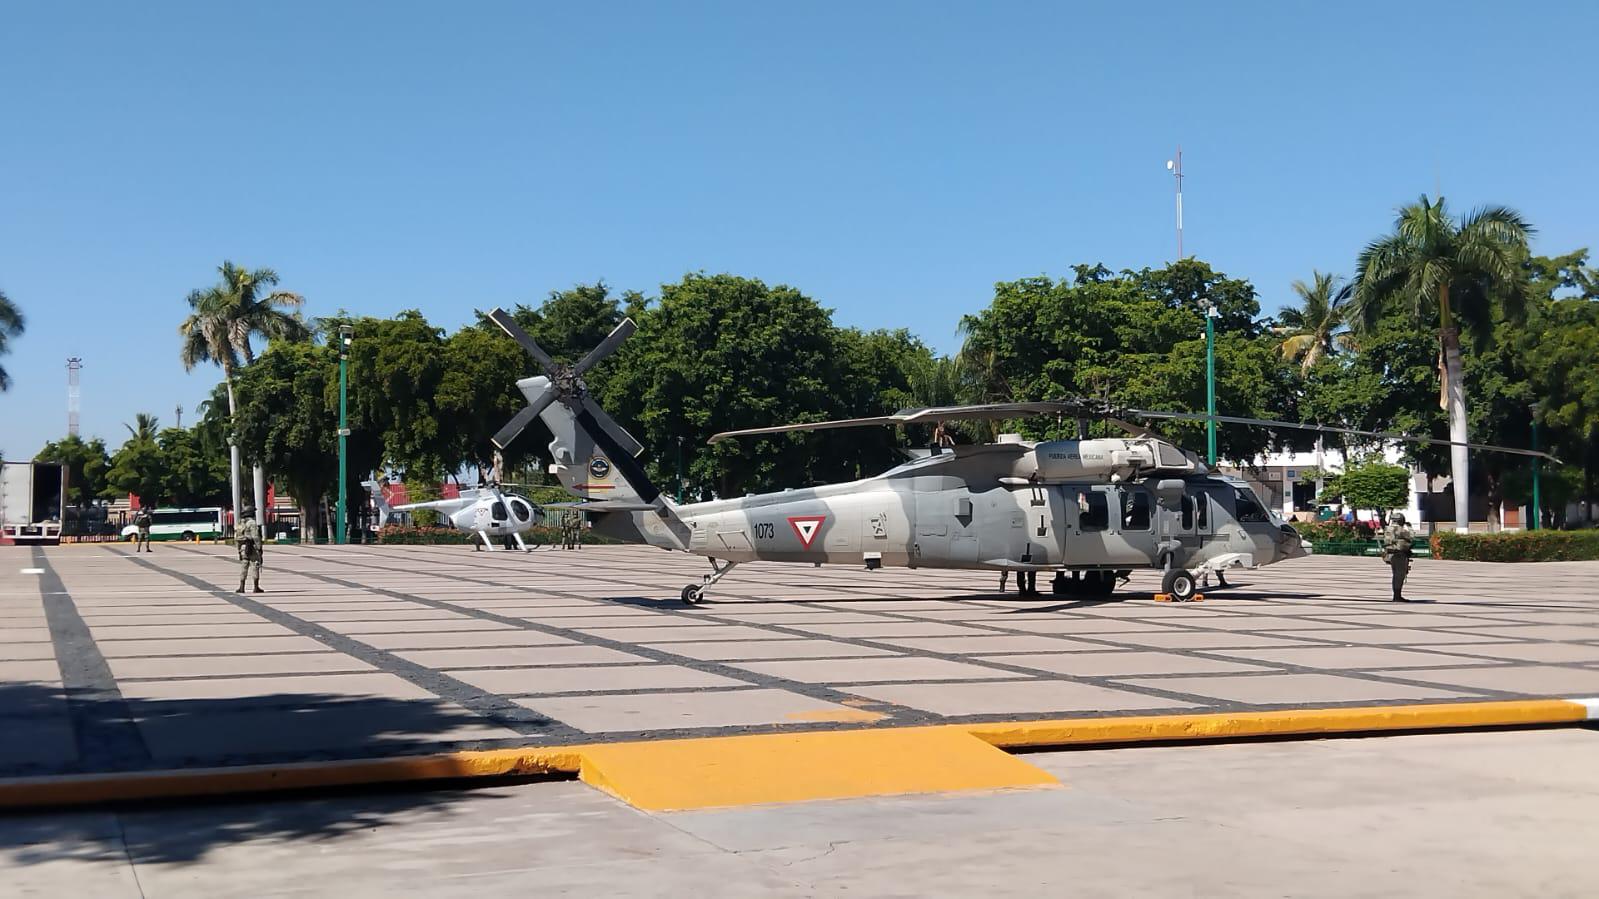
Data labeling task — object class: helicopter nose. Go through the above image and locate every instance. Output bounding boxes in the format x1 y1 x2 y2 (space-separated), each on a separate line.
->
1277 523 1311 558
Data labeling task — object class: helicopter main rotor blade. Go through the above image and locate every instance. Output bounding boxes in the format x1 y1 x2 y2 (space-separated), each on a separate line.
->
487 308 560 376
491 391 557 450
707 401 1109 443
708 415 903 444
573 318 637 376
1126 409 1560 462
580 395 644 457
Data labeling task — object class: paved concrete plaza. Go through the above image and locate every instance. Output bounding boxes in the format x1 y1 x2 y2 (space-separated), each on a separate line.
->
4 728 1596 897
3 542 1598 777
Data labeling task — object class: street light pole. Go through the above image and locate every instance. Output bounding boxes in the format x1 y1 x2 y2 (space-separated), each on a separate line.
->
336 325 353 545
676 436 684 503
1203 300 1218 465
1530 414 1541 531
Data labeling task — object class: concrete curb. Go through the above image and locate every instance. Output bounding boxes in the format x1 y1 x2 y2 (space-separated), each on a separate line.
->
2 698 1594 811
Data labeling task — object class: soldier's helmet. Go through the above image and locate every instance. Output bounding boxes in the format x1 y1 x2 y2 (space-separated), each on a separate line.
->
1389 512 1406 525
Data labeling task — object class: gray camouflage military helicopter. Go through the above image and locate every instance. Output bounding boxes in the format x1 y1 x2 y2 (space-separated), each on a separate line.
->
365 479 548 551
484 308 1555 605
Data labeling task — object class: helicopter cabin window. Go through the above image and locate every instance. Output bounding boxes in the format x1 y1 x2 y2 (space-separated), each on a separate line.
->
491 501 508 521
1124 491 1151 531
1077 490 1110 532
1196 492 1209 529
1232 488 1269 523
1180 495 1195 530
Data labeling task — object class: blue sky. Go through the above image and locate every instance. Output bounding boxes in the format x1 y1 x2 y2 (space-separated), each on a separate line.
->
2 2 1595 459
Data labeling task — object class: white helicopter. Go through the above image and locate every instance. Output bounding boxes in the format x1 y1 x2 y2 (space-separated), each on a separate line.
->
365 479 549 551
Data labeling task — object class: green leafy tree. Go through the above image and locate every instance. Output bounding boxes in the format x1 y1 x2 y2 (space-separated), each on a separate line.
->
233 340 340 539
340 311 452 482
601 274 886 498
104 414 167 507
35 435 111 506
1277 271 1353 373
1519 250 1599 512
1327 460 1412 517
179 262 310 520
955 259 1297 460
436 320 530 480
158 427 230 507
0 288 21 391
1352 195 1534 532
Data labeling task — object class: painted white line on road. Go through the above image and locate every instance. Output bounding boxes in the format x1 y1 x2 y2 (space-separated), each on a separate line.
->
19 568 44 575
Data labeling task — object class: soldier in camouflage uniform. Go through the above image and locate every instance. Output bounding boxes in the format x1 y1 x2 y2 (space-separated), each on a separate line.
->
1379 512 1414 602
237 506 264 593
134 507 153 553
562 509 582 550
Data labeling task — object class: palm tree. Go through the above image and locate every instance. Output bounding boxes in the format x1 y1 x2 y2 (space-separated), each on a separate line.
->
179 263 309 523
1277 271 1353 373
124 413 160 443
0 288 23 391
1352 195 1533 533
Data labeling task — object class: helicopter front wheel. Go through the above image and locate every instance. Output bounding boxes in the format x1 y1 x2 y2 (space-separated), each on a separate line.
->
680 584 705 606
1161 568 1198 601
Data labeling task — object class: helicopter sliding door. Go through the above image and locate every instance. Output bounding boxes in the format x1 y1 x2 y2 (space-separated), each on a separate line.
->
1059 485 1150 567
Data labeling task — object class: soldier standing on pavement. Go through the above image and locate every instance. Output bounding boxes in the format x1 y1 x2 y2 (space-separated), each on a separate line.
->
237 506 264 593
134 507 153 552
1379 512 1414 602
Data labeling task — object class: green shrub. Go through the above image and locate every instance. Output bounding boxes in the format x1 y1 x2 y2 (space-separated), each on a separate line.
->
1293 519 1376 542
1432 530 1599 562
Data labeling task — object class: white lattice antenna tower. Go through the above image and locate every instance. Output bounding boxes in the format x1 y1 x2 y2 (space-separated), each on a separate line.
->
66 357 84 437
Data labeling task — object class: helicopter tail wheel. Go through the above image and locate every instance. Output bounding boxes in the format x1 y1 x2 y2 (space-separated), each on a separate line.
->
1161 568 1198 602
680 584 705 606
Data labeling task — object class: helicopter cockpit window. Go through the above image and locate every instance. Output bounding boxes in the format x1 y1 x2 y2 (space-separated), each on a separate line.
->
491 501 508 521
1232 488 1269 523
508 499 531 522
1124 491 1151 531
1078 491 1109 532
1180 496 1195 530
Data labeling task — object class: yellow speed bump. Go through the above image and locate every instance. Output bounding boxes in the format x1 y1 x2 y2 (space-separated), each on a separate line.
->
578 727 1058 811
963 699 1594 750
1 698 1592 812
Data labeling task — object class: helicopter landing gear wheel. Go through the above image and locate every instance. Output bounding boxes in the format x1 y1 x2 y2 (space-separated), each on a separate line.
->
1161 568 1198 601
680 584 705 606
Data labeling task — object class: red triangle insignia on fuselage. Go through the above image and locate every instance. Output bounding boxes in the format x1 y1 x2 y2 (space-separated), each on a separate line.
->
787 515 826 550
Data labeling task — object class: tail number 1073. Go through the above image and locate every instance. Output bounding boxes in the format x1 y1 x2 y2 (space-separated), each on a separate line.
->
752 522 776 540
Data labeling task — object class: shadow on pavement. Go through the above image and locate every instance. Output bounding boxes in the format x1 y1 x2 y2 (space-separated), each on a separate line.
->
0 680 555 865
0 682 538 778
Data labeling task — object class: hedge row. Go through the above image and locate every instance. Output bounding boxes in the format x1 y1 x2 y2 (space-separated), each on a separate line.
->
1292 520 1377 542
1431 530 1599 562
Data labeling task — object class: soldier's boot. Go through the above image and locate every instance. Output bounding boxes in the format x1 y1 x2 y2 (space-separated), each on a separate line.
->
253 582 264 594
237 582 246 594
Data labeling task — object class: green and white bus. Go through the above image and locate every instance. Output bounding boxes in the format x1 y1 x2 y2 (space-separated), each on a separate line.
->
121 507 226 542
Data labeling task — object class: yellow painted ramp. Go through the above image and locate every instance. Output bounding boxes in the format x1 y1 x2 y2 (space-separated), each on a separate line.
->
576 726 1058 811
